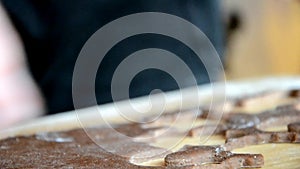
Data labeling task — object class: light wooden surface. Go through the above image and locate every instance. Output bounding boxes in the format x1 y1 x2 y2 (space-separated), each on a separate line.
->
1 76 300 168
1 76 299 138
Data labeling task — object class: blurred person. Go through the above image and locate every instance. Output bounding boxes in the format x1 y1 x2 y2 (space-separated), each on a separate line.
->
0 4 44 129
0 0 224 129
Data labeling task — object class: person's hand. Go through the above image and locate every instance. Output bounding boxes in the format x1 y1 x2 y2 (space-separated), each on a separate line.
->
0 3 44 129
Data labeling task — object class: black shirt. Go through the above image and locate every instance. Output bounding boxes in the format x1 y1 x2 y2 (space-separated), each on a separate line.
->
1 0 224 114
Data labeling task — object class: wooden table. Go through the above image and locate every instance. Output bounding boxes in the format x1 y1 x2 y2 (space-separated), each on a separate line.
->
1 76 300 168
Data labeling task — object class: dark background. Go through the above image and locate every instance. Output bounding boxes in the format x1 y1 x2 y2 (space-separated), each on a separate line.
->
1 0 224 114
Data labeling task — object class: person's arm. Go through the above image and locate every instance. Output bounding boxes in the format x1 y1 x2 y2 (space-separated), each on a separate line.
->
0 3 44 129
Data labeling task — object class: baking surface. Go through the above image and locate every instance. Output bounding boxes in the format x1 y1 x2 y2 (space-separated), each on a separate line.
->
1 76 300 168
